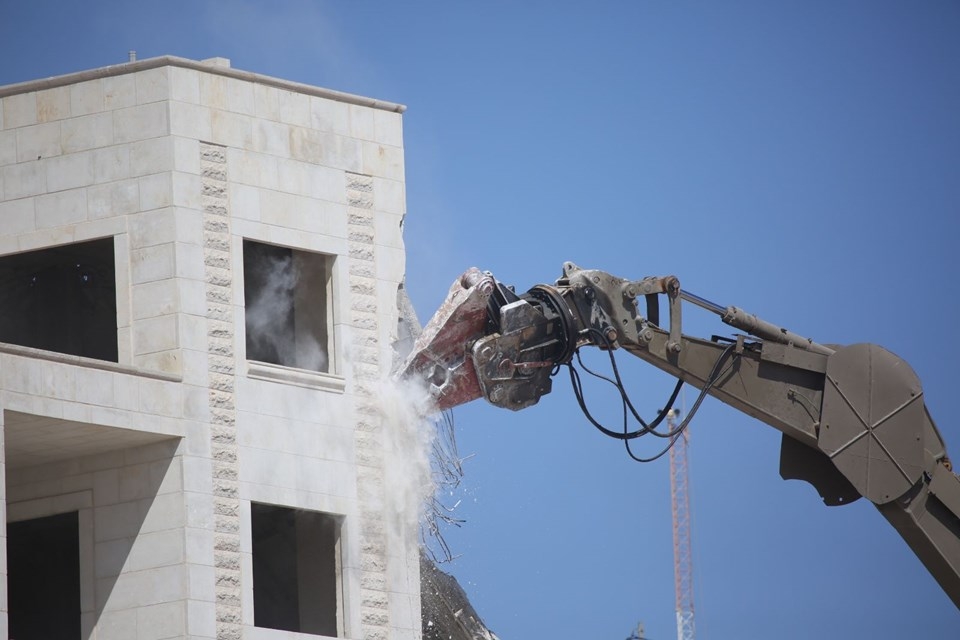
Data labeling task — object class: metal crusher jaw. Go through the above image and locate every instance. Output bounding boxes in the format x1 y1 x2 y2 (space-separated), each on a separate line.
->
395 268 496 411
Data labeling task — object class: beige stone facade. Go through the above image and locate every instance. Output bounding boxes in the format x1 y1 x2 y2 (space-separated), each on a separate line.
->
0 56 416 639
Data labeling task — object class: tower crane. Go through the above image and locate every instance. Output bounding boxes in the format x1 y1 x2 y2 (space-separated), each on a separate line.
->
668 409 695 640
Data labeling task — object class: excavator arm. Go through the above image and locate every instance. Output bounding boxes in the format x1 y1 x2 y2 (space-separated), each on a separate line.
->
399 262 960 607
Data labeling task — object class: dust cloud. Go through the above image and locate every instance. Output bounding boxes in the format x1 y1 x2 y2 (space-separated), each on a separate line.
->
247 245 459 564
244 247 328 372
375 376 443 546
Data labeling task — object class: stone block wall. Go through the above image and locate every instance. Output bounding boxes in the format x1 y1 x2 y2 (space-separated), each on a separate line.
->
0 56 415 639
6 438 187 639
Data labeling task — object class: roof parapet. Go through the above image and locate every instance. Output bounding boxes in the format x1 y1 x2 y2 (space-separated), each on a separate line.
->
0 54 406 113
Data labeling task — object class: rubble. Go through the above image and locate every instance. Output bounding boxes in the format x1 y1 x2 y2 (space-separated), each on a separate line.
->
421 553 500 640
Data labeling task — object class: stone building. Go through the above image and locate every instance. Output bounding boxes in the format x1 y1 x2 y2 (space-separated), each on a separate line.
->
0 56 416 639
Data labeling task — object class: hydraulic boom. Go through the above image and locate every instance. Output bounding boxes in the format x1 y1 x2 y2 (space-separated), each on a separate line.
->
399 262 960 608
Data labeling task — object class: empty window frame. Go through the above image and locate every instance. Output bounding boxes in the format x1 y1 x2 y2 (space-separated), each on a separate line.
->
243 240 334 373
7 511 82 640
0 238 118 361
251 503 343 636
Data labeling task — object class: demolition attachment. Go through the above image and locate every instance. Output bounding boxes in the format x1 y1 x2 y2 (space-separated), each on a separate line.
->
397 262 683 411
397 267 578 410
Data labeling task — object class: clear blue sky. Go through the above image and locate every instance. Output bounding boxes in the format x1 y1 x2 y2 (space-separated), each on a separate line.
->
3 2 959 638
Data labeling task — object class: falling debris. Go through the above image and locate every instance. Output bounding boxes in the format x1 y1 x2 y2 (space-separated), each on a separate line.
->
393 285 495 635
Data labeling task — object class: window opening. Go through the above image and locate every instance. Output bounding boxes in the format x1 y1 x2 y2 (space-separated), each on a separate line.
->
0 238 118 361
8 511 81 640
243 240 333 373
252 503 343 636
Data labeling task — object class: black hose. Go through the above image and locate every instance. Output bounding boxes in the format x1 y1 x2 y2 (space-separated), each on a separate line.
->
566 338 738 462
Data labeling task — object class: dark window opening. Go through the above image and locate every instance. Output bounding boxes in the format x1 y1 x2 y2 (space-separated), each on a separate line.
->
252 503 342 636
8 511 81 640
0 238 118 362
243 240 332 373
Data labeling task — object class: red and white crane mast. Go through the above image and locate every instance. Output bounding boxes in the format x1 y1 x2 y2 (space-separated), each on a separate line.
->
668 409 695 640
